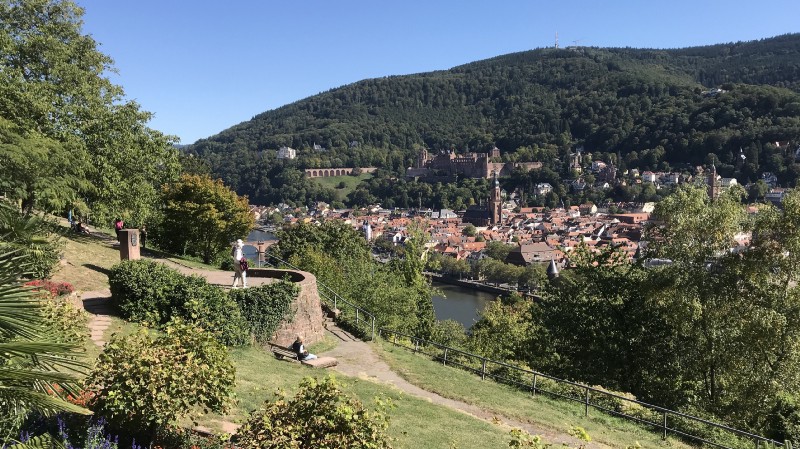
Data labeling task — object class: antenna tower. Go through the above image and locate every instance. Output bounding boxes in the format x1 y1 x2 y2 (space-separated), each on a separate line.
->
555 32 559 49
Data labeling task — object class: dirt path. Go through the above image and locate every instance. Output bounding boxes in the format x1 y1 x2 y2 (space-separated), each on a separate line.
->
81 289 114 347
323 324 606 448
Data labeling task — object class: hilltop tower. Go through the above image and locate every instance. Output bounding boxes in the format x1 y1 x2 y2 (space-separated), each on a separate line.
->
416 147 429 169
489 172 502 225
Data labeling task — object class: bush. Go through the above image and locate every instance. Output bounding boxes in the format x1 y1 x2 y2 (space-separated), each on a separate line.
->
87 321 235 440
429 319 467 348
229 281 298 344
235 376 392 449
108 259 183 324
108 260 249 346
174 275 249 346
25 279 75 297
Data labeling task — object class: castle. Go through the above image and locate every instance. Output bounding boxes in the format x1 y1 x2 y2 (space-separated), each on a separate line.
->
406 147 542 181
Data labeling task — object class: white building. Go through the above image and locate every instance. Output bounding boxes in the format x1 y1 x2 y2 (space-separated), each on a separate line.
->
277 146 297 159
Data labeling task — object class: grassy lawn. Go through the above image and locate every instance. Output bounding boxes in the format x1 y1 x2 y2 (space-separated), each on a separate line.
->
51 231 120 291
200 345 513 449
310 173 372 201
374 340 694 449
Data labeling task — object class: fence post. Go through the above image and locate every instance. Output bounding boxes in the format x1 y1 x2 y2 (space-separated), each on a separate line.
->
371 317 375 341
662 411 667 440
334 295 337 311
393 333 397 345
443 348 449 366
584 387 590 417
356 308 360 325
414 339 419 353
481 358 487 380
532 374 537 396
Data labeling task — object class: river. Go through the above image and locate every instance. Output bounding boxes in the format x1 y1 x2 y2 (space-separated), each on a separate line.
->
245 229 494 329
431 281 496 329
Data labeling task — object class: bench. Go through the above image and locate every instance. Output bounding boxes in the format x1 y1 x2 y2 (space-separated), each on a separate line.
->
268 342 339 369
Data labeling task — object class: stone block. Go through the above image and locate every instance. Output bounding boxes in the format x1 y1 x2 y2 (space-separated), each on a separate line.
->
301 356 338 368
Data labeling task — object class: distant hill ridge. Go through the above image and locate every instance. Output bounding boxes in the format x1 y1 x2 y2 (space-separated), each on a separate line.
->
191 33 799 152
189 34 800 203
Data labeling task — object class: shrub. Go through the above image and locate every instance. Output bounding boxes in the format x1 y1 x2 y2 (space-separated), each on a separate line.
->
108 259 183 324
87 320 235 440
108 260 249 346
429 319 467 348
25 279 75 297
41 296 88 345
174 275 249 346
229 281 298 344
235 376 392 449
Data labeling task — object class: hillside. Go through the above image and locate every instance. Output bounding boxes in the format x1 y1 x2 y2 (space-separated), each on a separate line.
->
188 34 800 205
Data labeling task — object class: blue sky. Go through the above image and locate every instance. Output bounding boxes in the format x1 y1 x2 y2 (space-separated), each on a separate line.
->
76 0 799 145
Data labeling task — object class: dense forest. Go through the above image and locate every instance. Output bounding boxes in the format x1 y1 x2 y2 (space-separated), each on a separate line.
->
187 34 800 207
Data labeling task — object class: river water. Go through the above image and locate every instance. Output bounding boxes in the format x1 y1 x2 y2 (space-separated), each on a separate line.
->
246 229 493 329
431 281 496 329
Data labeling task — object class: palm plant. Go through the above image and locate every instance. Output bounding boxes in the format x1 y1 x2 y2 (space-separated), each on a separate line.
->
0 250 90 445
0 203 63 280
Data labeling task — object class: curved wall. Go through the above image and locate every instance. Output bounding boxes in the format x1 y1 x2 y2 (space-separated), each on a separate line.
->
249 268 326 347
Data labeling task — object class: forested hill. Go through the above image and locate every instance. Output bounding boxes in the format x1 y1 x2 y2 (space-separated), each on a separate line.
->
188 34 800 204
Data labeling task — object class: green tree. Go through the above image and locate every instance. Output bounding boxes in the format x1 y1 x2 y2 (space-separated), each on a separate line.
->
154 174 254 263
0 0 180 225
87 320 235 440
235 376 393 449
0 118 89 214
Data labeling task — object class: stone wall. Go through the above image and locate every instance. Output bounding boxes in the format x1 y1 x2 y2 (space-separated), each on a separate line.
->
254 268 326 347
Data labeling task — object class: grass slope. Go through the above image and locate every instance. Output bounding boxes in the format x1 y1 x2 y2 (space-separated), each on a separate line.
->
375 341 693 449
203 345 512 449
310 173 372 202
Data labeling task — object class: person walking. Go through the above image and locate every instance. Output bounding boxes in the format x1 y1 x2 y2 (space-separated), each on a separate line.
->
114 218 124 243
231 238 247 288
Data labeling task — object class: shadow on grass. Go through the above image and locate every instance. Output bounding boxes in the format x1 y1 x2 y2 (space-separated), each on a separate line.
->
82 263 111 277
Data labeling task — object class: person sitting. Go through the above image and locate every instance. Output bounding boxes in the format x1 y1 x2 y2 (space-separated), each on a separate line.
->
290 336 317 361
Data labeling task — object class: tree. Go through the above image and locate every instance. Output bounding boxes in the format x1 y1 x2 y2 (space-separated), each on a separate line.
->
463 223 477 237
0 0 180 224
235 376 392 449
87 320 235 441
644 185 800 430
154 174 254 263
0 250 90 442
485 241 514 262
0 118 89 214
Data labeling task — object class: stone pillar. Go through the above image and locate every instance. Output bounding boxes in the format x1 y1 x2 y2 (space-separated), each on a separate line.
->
119 229 141 261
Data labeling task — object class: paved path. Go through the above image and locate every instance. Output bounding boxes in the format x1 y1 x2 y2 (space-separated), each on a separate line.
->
81 289 114 347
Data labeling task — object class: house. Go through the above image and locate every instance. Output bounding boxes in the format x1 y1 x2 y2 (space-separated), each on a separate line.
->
534 183 553 196
505 242 556 266
579 203 598 216
277 146 297 160
765 188 787 205
642 171 657 183
762 172 779 188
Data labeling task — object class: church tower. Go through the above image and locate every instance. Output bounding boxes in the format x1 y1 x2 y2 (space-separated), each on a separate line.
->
489 172 502 225
707 163 720 200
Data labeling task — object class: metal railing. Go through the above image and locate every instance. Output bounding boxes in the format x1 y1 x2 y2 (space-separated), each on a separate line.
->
263 252 376 340
378 328 785 449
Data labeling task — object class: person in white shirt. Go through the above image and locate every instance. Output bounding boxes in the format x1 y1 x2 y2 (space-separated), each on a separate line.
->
231 239 247 288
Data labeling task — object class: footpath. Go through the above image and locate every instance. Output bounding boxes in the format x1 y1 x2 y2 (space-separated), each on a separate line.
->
76 235 602 448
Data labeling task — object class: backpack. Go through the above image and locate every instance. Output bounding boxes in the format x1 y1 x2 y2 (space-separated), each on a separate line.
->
240 259 249 271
